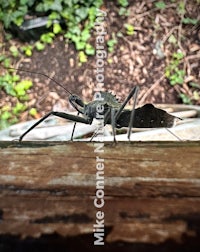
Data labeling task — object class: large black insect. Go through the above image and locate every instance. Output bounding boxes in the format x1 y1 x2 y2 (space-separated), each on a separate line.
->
6 67 180 141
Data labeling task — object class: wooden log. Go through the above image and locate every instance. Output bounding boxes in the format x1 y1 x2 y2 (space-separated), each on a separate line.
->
0 141 200 249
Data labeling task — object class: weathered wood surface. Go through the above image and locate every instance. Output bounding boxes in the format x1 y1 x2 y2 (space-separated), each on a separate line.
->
0 141 200 246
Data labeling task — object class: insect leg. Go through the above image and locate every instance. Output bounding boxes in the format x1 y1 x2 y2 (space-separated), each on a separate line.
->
19 111 92 141
111 108 116 142
114 86 139 122
165 128 182 141
127 86 139 140
70 112 79 141
89 109 111 141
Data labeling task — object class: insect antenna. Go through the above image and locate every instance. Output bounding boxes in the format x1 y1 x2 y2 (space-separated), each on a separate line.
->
6 67 73 95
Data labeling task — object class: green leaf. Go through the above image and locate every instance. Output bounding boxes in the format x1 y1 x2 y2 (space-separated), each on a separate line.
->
3 58 11 68
49 12 60 20
75 40 86 50
155 1 166 9
124 23 134 35
193 91 200 101
169 69 185 85
177 1 185 15
117 0 129 7
182 17 198 25
79 51 87 63
29 108 37 116
119 7 129 16
12 74 20 82
168 34 177 44
9 45 19 57
15 80 32 97
12 102 26 114
21 45 33 56
35 41 45 51
81 29 90 41
173 51 184 60
14 16 24 26
107 38 117 52
85 43 95 55
189 82 200 89
88 6 96 20
1 111 12 120
40 33 55 44
75 7 88 20
4 84 16 96
179 93 192 104
26 48 32 56
51 1 62 12
0 55 6 62
20 0 30 5
53 23 62 34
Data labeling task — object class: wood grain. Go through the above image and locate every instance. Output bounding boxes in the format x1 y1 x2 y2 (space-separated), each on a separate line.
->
0 141 200 244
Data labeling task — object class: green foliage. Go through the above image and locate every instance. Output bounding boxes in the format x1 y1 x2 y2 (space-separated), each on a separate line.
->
0 72 20 96
21 45 33 56
182 17 198 25
29 108 38 117
9 45 19 57
180 82 200 104
0 70 32 98
63 4 100 58
124 23 134 35
12 102 27 115
40 32 55 44
117 0 129 7
35 41 45 51
165 51 185 86
0 73 32 129
177 1 186 16
189 82 200 89
168 34 177 44
0 55 11 68
85 43 95 55
179 93 192 104
0 0 29 28
0 61 33 129
53 23 62 34
117 0 129 16
155 1 166 9
14 80 32 97
0 0 103 59
107 34 118 53
168 69 185 85
79 51 87 63
0 102 26 129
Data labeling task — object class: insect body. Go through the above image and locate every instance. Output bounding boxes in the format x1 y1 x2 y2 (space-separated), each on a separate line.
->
19 89 179 141
5 67 179 141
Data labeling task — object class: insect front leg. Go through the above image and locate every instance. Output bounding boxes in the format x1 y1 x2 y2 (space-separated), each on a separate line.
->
19 111 92 141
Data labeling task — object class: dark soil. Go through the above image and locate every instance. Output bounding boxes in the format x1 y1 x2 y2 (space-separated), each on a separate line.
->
1 0 200 122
